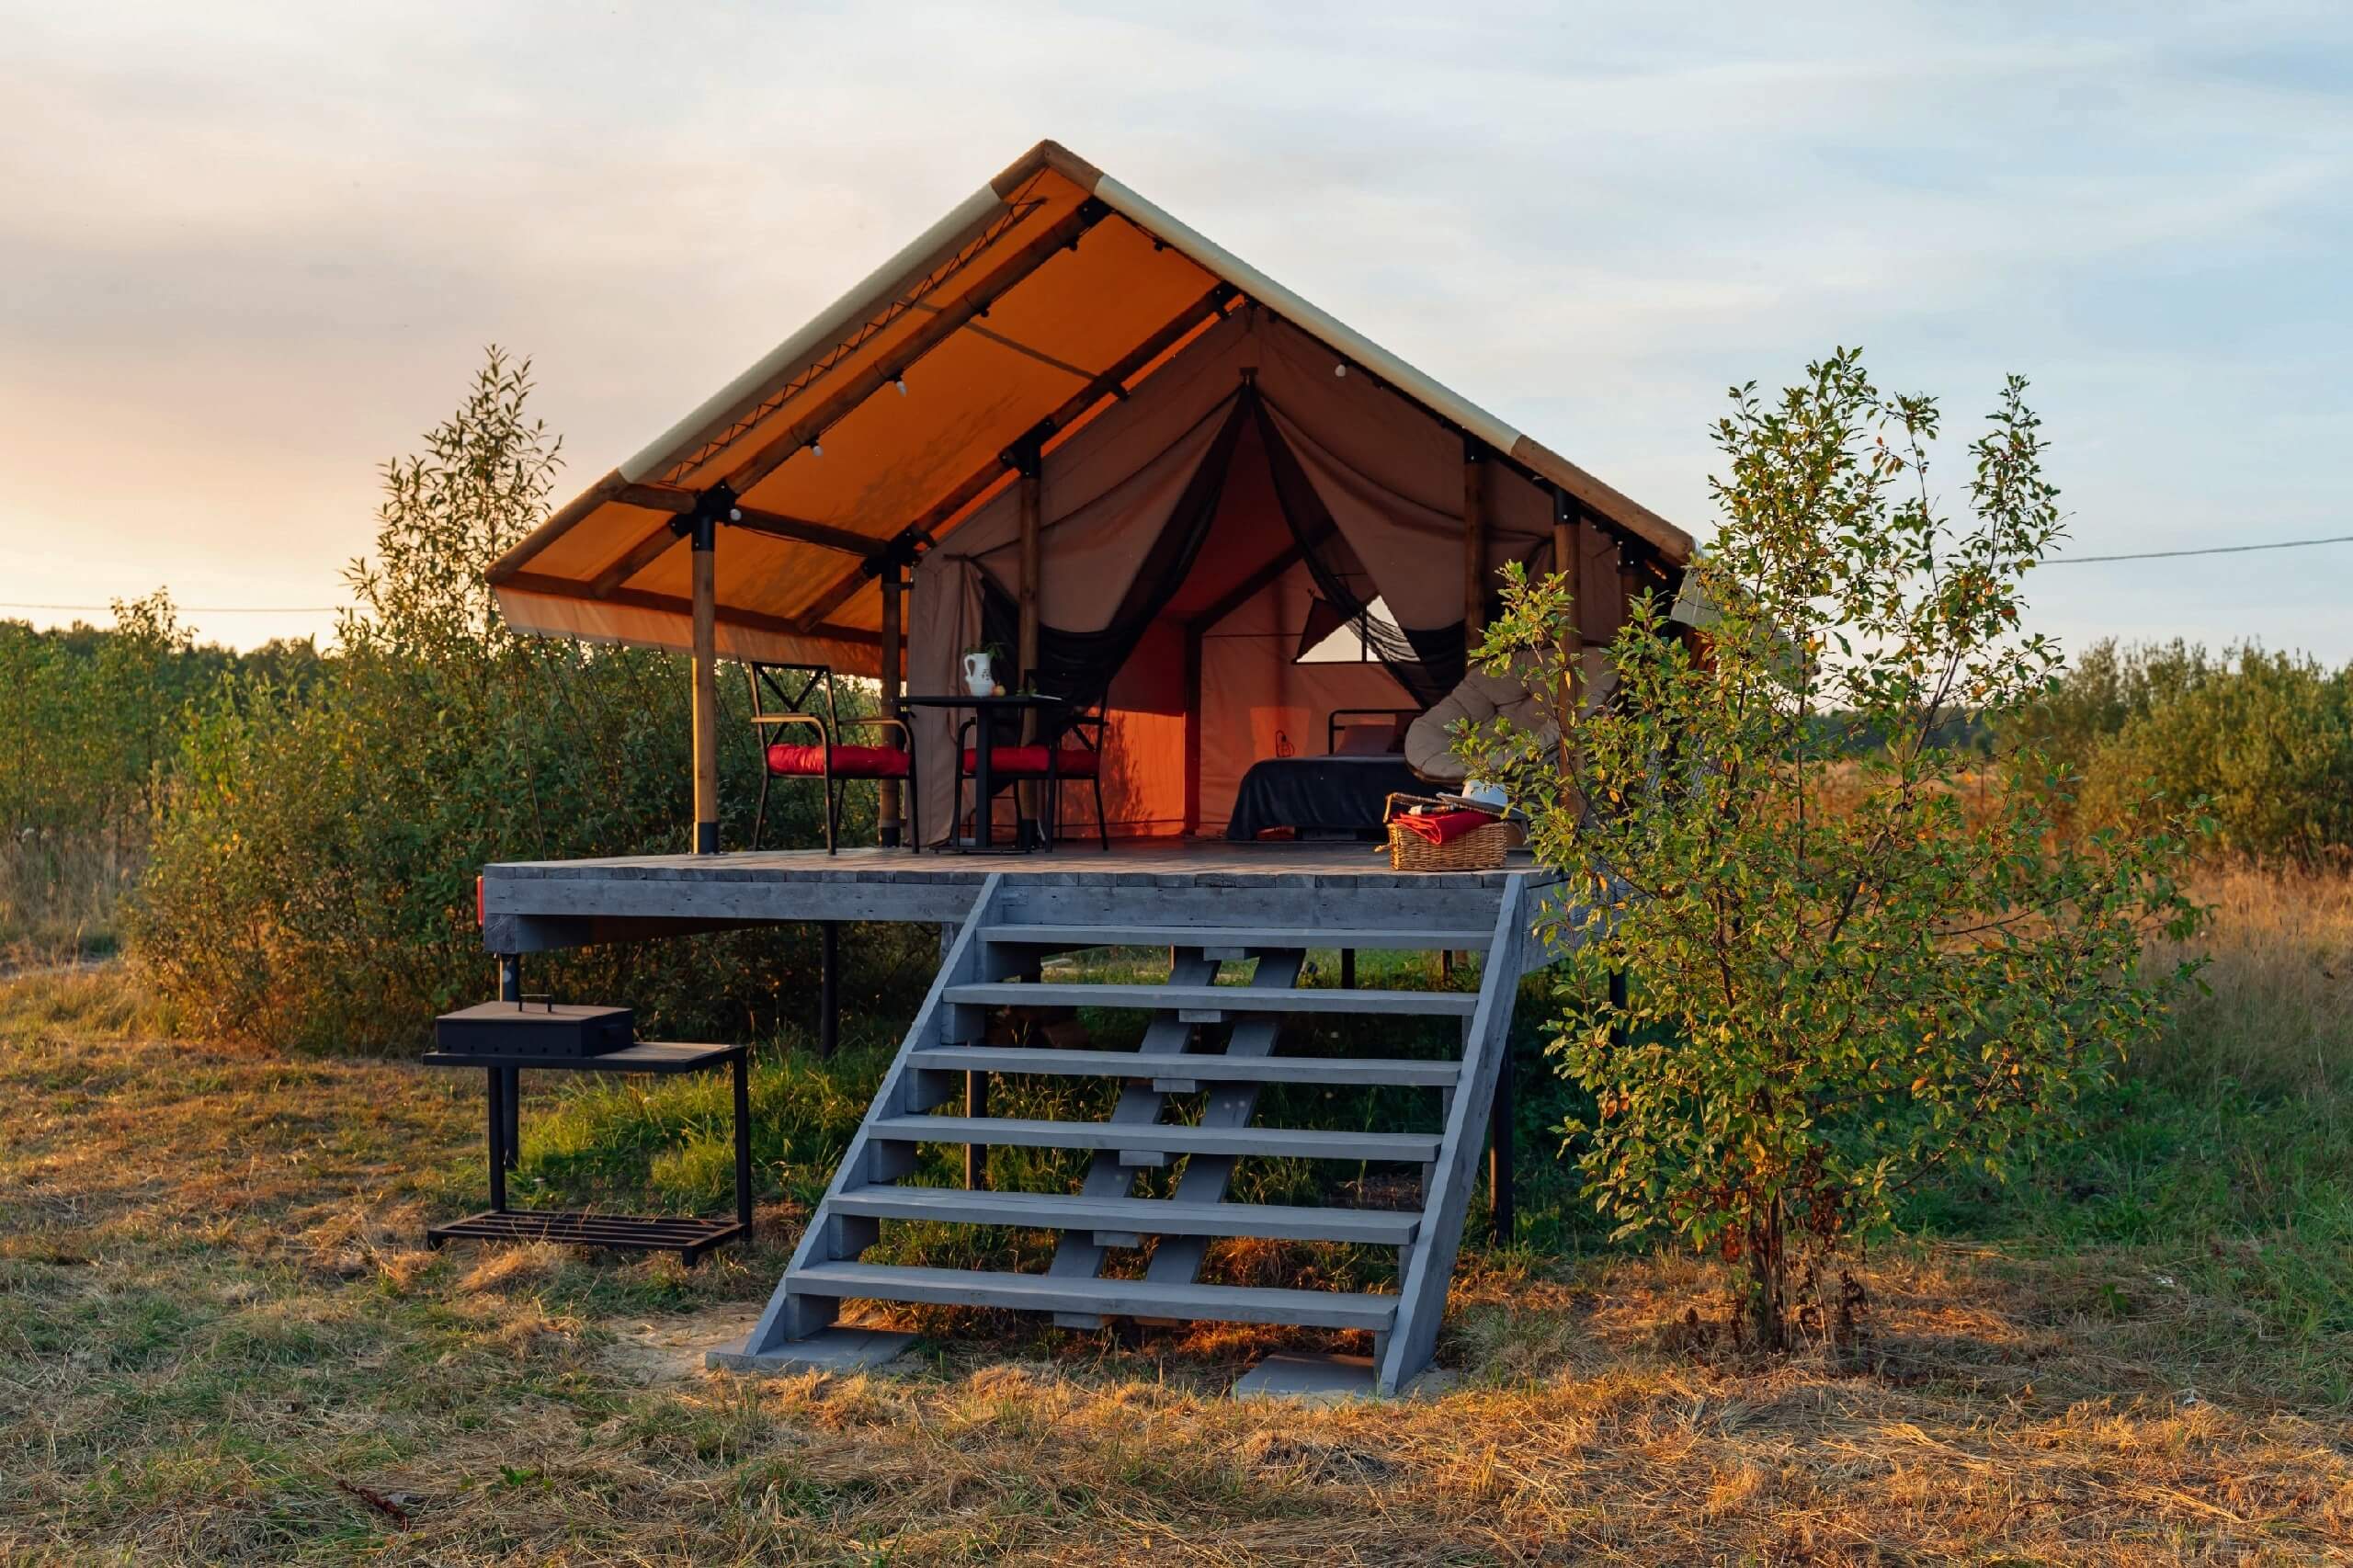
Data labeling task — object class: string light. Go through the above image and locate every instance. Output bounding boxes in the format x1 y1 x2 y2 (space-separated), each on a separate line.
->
892 374 908 396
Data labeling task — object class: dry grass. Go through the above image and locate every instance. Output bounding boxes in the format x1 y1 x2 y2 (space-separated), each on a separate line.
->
2145 860 2353 1100
0 830 139 971
4 964 2350 1563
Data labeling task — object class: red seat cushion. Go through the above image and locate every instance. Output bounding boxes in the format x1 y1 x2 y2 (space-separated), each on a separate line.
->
1051 747 1100 776
961 744 1052 775
766 743 909 778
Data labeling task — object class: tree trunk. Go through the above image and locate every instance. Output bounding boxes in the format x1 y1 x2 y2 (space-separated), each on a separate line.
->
1747 1198 1790 1352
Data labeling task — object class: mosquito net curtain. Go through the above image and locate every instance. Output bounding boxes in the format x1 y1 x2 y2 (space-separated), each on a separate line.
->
905 311 1621 842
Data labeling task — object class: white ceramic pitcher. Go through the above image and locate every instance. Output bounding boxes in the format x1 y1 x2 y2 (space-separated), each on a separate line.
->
961 651 995 697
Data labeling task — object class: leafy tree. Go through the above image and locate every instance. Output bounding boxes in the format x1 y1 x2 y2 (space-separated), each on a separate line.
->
1467 350 2204 1349
131 348 926 1050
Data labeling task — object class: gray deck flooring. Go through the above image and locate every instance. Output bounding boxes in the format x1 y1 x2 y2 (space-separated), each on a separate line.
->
490 837 1536 887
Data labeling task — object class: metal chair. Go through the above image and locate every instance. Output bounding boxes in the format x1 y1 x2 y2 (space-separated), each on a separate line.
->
1048 706 1109 851
748 663 916 855
953 702 1109 851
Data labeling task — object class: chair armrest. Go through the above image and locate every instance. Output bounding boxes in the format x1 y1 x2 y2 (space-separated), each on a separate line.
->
757 713 828 736
838 716 912 745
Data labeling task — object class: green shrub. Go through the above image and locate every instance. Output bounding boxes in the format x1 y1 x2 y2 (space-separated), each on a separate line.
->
127 349 930 1051
1472 352 2203 1350
2079 646 2353 866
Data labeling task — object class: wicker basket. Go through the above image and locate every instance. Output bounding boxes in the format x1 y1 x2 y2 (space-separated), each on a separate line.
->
1382 792 1520 872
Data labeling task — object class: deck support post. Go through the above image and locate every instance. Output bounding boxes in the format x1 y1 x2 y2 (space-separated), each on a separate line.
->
1488 1047 1514 1243
964 1071 990 1189
1462 438 1487 644
689 503 721 856
820 921 841 1058
1014 440 1043 846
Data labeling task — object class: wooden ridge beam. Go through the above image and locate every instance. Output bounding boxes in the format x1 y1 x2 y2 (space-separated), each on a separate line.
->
787 282 1240 634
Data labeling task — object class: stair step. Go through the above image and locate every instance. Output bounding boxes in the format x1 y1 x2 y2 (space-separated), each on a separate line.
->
943 983 1476 1017
910 1046 1460 1087
789 1262 1397 1331
830 1187 1420 1244
983 925 1490 952
871 1115 1439 1164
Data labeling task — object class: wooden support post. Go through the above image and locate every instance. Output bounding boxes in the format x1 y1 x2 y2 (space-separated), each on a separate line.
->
820 920 841 1058
965 1071 990 1189
878 557 904 847
1462 438 1488 644
1552 485 1586 717
690 510 720 855
1015 441 1043 846
1489 1041 1515 1244
1182 624 1203 835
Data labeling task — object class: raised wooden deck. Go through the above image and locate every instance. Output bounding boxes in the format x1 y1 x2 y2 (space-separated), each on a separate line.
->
481 839 1549 958
475 842 1573 1393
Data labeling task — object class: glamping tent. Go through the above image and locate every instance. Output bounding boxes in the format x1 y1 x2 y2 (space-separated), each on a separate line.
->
489 140 1693 849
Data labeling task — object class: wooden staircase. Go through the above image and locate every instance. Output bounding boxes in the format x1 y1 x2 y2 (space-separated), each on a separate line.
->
726 869 1532 1394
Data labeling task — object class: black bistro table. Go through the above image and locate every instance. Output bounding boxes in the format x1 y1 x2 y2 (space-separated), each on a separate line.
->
897 691 1063 852
421 1040 753 1265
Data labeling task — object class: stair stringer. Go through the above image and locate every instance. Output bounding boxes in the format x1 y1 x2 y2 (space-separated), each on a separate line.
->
1374 873 1530 1394
738 871 1009 1358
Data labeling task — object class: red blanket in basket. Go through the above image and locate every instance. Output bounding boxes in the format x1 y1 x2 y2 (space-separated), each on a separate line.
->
1392 809 1497 846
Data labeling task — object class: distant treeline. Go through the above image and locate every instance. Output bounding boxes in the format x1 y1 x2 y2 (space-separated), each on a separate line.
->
6 351 926 1050
0 597 321 838
2028 639 2353 864
1799 637 2353 864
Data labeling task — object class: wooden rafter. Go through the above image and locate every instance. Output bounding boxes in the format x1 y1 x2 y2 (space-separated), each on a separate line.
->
720 202 1108 498
786 283 1241 634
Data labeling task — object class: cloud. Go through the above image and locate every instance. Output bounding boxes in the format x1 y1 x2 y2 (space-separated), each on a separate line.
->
1 0 2348 657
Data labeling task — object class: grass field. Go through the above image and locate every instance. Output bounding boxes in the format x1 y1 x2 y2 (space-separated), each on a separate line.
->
3 869 2351 1562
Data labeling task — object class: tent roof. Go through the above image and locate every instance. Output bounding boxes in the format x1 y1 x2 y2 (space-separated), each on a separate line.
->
487 139 1694 672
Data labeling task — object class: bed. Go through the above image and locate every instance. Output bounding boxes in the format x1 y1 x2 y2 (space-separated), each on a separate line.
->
1222 710 1421 841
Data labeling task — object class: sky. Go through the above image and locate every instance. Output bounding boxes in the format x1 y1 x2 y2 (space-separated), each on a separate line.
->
3 1 2348 660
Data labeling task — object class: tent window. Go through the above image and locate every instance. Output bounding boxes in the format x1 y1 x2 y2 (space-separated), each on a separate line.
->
1295 597 1395 665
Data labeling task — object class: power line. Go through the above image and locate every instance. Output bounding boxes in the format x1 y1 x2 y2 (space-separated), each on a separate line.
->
0 602 339 613
10 529 2348 614
2037 533 2353 566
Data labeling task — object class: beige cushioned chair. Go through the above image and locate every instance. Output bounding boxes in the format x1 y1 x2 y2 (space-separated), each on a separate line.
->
1404 666 1563 784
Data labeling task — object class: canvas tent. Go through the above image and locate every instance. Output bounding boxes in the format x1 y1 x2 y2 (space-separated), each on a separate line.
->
488 139 1693 846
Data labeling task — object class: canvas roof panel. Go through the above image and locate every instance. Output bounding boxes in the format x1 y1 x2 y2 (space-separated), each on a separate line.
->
489 139 1693 673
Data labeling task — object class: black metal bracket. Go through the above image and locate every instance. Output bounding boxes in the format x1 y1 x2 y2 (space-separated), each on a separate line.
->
673 482 737 549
